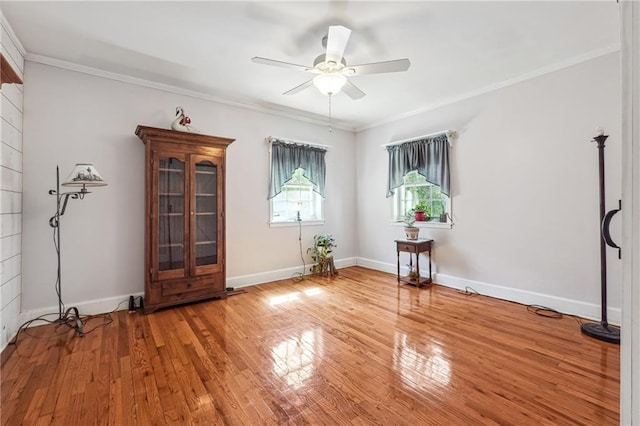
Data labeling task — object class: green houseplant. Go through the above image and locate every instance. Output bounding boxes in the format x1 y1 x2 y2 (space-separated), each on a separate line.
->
308 234 337 274
403 213 419 240
413 200 430 221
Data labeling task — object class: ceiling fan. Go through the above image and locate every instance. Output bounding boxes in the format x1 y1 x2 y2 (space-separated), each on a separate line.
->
252 25 410 99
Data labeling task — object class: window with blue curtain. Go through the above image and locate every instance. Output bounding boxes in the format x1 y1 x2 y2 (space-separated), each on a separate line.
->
269 139 327 223
386 133 450 198
387 132 452 225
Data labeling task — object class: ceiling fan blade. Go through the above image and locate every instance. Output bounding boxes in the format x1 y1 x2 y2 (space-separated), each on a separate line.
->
283 80 314 96
252 56 312 73
325 25 351 65
342 80 366 100
347 59 411 75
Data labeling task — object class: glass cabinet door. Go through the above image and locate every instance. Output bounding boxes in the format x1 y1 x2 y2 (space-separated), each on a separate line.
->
157 156 186 274
193 159 218 269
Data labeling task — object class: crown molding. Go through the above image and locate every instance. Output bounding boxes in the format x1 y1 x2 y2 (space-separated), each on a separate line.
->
24 53 356 132
0 11 26 56
23 40 620 135
356 43 621 133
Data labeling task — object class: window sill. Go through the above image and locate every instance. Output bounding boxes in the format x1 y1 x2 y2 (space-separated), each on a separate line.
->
269 220 325 228
393 221 453 230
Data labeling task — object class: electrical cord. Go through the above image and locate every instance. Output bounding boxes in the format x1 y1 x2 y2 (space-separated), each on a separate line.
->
455 287 584 325
9 222 72 345
526 304 586 325
454 287 584 325
527 305 563 318
458 286 479 296
52 220 65 314
10 297 135 346
291 213 306 282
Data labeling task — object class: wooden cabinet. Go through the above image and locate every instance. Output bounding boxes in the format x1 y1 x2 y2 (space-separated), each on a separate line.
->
136 126 234 313
1 54 23 86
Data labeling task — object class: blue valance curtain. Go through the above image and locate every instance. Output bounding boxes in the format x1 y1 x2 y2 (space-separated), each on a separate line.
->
386 133 450 197
268 139 327 199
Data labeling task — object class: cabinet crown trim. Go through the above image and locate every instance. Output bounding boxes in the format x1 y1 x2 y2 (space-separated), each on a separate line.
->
135 125 235 148
1 53 23 86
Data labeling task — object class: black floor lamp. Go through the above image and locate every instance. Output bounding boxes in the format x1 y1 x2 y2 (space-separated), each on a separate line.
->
580 130 621 344
48 163 107 337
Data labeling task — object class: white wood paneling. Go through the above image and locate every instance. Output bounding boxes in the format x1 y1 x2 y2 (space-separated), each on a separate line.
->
1 143 22 172
0 294 20 348
1 274 20 310
0 95 22 132
0 116 22 152
0 167 21 191
1 26 24 75
0 10 24 352
0 254 20 285
0 191 21 214
0 234 20 262
1 84 23 112
0 213 21 238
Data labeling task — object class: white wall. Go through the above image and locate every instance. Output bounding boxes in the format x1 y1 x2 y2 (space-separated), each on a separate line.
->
356 52 622 322
21 61 356 315
15 43 623 328
0 13 24 349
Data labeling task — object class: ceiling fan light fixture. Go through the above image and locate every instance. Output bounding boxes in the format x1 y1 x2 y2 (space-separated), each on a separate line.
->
313 73 347 95
253 25 410 100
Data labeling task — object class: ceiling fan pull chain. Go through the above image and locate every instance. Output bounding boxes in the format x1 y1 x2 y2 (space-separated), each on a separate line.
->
328 94 333 133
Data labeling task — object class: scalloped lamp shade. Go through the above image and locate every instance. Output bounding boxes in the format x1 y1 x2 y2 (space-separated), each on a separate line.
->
62 163 107 187
313 73 347 95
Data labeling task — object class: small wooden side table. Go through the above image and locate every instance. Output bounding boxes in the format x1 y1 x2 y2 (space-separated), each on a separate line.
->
395 239 433 287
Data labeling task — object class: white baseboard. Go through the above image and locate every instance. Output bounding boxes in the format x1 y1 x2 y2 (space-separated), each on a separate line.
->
15 255 616 338
356 257 400 275
1 292 144 352
355 257 621 326
16 258 360 329
227 257 357 288
19 292 144 328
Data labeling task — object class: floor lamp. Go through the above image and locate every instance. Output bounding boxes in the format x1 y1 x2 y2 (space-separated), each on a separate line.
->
580 130 621 344
49 163 107 337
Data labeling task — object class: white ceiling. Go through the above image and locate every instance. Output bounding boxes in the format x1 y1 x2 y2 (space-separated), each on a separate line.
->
1 1 620 130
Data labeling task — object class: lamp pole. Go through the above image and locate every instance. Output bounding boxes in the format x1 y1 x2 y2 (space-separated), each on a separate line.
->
580 132 621 344
48 166 85 336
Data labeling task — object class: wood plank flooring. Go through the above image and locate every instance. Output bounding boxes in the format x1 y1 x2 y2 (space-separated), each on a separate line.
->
1 267 619 425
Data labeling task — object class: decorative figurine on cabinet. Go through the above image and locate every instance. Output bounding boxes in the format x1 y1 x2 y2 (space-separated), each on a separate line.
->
171 106 196 133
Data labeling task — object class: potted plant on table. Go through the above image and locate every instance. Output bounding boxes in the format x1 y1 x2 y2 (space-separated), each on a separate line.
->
402 214 419 240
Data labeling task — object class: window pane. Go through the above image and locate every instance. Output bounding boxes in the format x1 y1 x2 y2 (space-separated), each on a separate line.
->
158 157 185 270
195 161 217 266
395 170 449 222
271 168 323 222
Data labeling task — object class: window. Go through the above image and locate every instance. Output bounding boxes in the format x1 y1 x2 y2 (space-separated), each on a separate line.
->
268 139 326 224
393 171 450 224
386 132 452 227
270 168 323 223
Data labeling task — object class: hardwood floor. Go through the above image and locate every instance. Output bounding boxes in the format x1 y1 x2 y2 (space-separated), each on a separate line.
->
1 267 619 425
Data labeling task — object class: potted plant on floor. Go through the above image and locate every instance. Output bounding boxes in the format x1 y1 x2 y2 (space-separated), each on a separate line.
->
407 264 419 281
308 234 338 276
403 214 419 240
